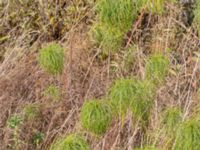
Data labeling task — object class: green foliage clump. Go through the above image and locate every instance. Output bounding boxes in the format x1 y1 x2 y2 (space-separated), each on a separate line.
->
162 107 182 133
80 100 112 135
24 103 41 120
32 132 44 146
39 43 64 75
44 85 61 102
130 80 155 121
109 78 139 116
97 0 137 31
92 0 138 53
145 54 169 85
7 114 22 129
50 134 89 150
173 118 200 150
109 79 155 121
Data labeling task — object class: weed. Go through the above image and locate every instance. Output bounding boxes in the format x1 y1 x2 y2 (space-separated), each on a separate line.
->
145 54 169 85
173 118 200 150
92 0 139 53
109 78 139 116
23 103 41 120
50 134 89 150
32 132 44 147
7 114 23 149
130 80 155 121
39 43 64 75
162 107 182 133
44 85 61 102
80 100 112 135
7 114 22 129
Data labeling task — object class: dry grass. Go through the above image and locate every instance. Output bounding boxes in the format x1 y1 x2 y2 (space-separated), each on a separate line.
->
0 0 200 150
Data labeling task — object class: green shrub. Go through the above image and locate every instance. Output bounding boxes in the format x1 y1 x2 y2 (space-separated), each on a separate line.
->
145 54 169 85
91 24 124 54
109 78 139 116
162 107 182 133
130 80 155 121
39 43 64 75
92 0 139 53
50 134 89 150
7 114 22 129
97 0 137 31
173 118 200 150
24 103 41 120
32 132 44 146
80 100 112 135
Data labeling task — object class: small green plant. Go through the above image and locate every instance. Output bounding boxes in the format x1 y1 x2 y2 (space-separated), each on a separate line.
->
32 132 44 147
50 134 89 150
7 114 22 129
44 85 61 102
173 118 200 150
24 103 41 120
109 78 139 116
162 107 182 133
130 80 155 121
145 54 169 85
80 100 112 135
39 43 64 75
7 114 23 149
92 0 139 53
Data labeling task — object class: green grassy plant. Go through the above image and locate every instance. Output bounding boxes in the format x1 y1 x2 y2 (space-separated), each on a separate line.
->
80 100 112 135
109 78 139 116
7 114 22 129
109 79 155 121
173 118 200 150
39 43 64 75
130 80 155 121
145 54 169 85
24 103 41 120
50 134 89 150
44 85 61 102
162 107 182 133
7 114 23 149
32 132 44 147
92 0 139 53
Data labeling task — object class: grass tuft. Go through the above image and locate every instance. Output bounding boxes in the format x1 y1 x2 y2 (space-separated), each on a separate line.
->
44 85 61 102
130 80 155 121
50 134 89 150
109 78 139 116
92 0 139 53
7 114 23 129
80 100 112 135
173 118 200 150
23 103 41 120
39 43 64 75
162 107 182 133
145 54 169 85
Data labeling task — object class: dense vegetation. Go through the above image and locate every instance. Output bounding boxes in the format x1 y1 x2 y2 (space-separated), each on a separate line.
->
1 0 200 149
